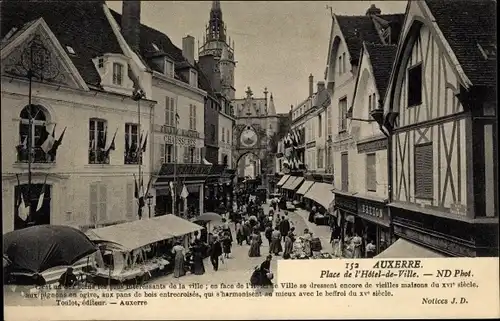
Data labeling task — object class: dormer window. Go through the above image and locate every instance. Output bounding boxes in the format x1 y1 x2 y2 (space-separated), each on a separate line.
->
165 59 174 77
112 62 123 86
66 46 76 55
189 69 198 87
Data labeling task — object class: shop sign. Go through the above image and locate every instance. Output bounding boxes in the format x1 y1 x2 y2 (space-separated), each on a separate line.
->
358 202 385 219
164 134 196 147
393 225 475 257
336 195 357 213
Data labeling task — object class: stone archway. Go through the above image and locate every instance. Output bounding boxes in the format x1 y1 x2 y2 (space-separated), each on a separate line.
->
232 123 270 173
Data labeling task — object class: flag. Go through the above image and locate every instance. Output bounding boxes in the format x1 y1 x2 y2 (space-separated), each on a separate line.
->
40 127 55 153
136 132 143 154
141 132 148 153
180 184 189 199
48 127 66 159
169 181 175 198
16 135 27 154
202 158 212 165
175 113 180 125
15 174 29 221
104 129 117 157
134 174 139 199
36 174 48 212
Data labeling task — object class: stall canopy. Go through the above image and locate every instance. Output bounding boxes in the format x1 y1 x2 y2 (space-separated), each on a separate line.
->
296 180 314 195
86 215 202 251
375 238 445 258
288 177 304 190
276 175 290 187
304 182 335 209
282 176 298 190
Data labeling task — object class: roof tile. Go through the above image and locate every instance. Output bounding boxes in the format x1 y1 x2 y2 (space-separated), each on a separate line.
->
364 43 398 98
424 0 497 87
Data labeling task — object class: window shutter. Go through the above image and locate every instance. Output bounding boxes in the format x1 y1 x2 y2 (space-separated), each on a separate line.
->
165 97 170 125
193 105 197 130
90 183 98 224
99 184 107 221
415 144 433 198
159 143 165 168
126 182 134 220
341 153 349 191
366 153 376 191
170 98 175 126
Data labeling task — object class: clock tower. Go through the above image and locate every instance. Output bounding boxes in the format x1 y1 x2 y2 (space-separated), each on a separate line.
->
199 1 236 101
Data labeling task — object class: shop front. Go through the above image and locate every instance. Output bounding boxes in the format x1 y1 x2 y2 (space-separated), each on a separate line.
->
385 203 498 257
355 196 393 257
332 192 358 255
276 174 291 195
287 176 304 204
296 179 314 208
282 176 298 200
154 164 212 218
203 165 227 213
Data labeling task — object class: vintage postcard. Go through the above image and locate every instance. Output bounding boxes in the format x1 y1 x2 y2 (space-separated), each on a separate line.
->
2 0 498 320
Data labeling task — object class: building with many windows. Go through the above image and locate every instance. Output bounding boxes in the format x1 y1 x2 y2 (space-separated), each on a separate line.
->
1 1 155 232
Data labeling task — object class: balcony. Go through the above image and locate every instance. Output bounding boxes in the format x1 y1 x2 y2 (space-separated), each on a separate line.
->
88 149 110 165
154 124 200 139
16 146 55 164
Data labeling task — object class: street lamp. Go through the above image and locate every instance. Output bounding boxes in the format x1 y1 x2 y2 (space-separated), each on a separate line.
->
146 193 154 218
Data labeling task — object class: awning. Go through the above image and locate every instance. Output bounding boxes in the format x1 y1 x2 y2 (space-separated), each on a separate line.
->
86 215 202 251
288 177 304 190
282 176 298 190
304 182 335 209
375 238 445 258
276 175 290 187
297 180 314 195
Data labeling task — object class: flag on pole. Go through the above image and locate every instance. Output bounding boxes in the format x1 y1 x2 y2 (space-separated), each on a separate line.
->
136 132 143 154
141 132 148 153
180 184 189 199
169 181 175 198
15 174 29 221
175 113 180 125
36 174 49 212
104 128 117 157
40 127 55 153
48 127 66 159
16 135 27 154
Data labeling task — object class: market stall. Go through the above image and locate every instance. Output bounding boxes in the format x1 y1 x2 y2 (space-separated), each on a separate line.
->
85 215 202 285
290 236 333 260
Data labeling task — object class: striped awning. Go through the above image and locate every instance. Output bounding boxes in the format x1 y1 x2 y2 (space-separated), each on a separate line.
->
276 175 290 187
304 182 334 209
282 176 298 190
296 180 314 195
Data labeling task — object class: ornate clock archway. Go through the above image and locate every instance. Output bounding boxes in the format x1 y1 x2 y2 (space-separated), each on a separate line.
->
232 124 270 177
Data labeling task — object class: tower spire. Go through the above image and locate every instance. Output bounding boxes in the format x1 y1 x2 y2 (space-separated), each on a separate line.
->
212 1 221 11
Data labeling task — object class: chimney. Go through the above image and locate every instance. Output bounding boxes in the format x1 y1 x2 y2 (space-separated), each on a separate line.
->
182 35 195 65
365 4 381 16
122 0 141 53
308 73 314 97
317 81 325 92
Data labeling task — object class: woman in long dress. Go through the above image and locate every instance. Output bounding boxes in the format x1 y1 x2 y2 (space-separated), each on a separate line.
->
270 227 282 255
250 255 273 286
352 233 363 258
222 231 232 258
191 241 205 275
283 232 294 259
172 242 186 278
236 221 244 246
248 229 262 257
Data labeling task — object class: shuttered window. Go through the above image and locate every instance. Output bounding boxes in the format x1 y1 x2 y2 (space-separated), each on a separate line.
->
366 153 377 192
89 183 107 225
165 97 175 126
341 152 349 191
414 143 433 199
339 97 347 132
126 181 134 220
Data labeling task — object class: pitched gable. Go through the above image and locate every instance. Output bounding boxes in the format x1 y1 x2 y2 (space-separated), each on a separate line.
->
1 0 123 87
424 0 496 87
1 18 88 91
364 43 398 99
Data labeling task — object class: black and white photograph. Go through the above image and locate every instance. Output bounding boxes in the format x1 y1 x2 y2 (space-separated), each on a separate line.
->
2 0 498 318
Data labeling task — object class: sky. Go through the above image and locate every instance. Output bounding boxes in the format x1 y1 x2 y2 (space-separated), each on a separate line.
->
106 1 407 113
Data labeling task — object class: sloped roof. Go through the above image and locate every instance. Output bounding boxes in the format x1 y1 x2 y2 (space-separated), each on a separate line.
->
365 43 398 98
424 0 496 87
336 13 404 63
1 0 123 86
110 10 213 93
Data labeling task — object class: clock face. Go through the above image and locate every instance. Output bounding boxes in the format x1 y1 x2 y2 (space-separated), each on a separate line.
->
240 127 258 148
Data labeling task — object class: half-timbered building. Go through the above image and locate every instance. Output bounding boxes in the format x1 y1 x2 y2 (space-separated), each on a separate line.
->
381 0 497 257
